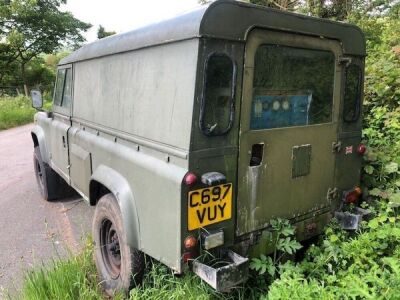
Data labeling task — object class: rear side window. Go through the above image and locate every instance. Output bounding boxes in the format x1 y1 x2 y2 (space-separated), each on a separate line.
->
54 69 66 107
200 53 235 136
53 68 72 109
62 69 72 108
343 64 362 122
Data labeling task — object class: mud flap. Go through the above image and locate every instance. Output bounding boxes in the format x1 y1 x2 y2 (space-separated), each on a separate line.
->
335 207 372 230
192 250 249 292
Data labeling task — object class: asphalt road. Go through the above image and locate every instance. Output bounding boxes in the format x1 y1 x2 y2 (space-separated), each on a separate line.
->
0 124 94 295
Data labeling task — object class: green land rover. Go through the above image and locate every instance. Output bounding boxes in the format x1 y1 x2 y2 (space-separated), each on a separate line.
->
30 0 366 294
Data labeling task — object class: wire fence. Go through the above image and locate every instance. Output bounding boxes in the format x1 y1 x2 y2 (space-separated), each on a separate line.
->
0 86 24 97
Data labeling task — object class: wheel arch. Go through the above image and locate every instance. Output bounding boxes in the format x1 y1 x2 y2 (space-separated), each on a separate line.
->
31 125 49 163
90 165 141 249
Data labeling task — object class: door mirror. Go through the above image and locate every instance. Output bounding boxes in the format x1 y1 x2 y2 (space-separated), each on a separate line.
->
31 90 43 109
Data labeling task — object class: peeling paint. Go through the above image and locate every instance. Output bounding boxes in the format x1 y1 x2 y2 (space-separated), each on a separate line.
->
248 165 261 228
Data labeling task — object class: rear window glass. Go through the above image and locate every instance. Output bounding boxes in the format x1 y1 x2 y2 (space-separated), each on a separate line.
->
53 68 72 109
343 64 362 122
251 45 335 130
200 54 235 136
62 68 72 109
54 69 66 107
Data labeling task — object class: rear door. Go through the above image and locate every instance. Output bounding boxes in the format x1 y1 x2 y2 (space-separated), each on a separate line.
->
237 30 342 236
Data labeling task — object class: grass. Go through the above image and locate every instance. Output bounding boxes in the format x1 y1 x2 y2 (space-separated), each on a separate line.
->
15 239 252 300
17 240 109 300
0 96 36 130
0 95 53 131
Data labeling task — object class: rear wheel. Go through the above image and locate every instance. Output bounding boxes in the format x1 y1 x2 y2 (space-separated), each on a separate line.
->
92 193 144 296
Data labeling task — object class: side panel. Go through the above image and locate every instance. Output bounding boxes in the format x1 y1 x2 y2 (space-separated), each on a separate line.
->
68 126 188 272
73 39 199 150
70 143 92 196
186 38 245 247
334 56 365 201
69 40 199 272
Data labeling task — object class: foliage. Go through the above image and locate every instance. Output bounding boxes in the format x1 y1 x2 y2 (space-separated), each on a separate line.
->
0 96 35 130
97 25 116 39
199 0 400 19
250 219 301 280
354 15 400 206
129 263 221 300
265 202 400 299
0 95 52 130
0 0 91 94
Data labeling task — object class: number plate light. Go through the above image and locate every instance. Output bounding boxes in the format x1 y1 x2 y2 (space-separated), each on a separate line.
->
202 229 224 250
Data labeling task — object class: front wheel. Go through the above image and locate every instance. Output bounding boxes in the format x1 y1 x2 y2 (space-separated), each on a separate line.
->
33 146 59 201
92 193 144 296
33 146 76 201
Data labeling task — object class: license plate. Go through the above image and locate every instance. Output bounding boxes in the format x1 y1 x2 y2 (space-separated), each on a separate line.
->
188 183 232 231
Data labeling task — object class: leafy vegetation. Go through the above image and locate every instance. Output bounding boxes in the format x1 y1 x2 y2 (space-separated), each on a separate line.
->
264 203 400 299
0 95 52 130
0 0 90 95
250 219 302 280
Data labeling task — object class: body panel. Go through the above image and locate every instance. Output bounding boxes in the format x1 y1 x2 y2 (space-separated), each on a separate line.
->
72 39 198 150
48 112 70 182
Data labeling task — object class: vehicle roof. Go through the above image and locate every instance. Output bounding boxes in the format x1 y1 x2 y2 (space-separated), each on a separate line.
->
60 0 365 65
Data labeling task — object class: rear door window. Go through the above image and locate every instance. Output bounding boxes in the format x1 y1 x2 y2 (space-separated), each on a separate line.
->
251 45 335 130
200 53 235 136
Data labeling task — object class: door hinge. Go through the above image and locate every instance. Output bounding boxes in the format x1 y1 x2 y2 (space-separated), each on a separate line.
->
327 187 339 202
332 141 342 153
338 56 352 67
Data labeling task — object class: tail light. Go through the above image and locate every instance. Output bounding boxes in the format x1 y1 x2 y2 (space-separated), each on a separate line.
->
183 235 198 263
345 186 362 204
183 172 197 186
182 251 195 263
357 144 367 155
184 236 197 250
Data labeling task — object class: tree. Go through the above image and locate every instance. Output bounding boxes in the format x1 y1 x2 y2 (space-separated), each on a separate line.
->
0 0 91 95
97 25 116 39
198 0 299 11
198 0 400 20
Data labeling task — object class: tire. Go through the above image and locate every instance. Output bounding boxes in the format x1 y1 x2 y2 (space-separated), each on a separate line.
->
92 193 144 296
33 146 57 201
33 146 76 201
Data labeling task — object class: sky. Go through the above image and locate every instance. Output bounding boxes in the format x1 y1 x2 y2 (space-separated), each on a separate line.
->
62 0 202 43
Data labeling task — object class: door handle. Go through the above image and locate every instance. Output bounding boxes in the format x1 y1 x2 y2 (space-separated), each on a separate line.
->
62 136 66 148
249 143 264 166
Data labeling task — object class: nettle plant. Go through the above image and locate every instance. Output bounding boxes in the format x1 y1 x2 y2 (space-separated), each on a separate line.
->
250 218 302 280
362 106 400 206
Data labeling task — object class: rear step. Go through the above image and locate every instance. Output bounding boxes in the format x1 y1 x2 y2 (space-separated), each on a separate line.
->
335 207 372 230
192 250 249 292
